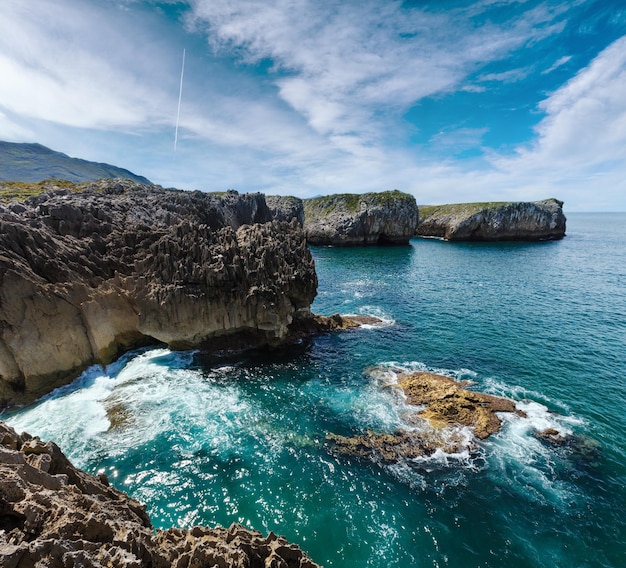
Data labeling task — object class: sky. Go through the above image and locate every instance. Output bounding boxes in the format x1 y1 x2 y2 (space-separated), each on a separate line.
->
1 1 625 211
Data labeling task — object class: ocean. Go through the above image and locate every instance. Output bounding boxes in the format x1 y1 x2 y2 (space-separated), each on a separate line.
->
4 212 625 567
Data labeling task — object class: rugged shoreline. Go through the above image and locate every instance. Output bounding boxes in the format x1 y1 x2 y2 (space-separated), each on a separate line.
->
0 180 320 408
0 422 320 567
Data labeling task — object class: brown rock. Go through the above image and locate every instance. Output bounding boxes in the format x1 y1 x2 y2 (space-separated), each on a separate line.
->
398 371 523 439
327 370 524 464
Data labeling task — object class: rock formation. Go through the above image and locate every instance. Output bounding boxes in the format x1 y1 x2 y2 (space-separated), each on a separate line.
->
303 190 418 246
415 198 566 241
327 370 524 464
265 195 305 226
0 422 320 568
0 180 319 407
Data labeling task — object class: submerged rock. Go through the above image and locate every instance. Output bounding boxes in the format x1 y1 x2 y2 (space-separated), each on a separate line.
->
0 180 318 407
0 422 320 568
303 190 418 246
327 370 524 464
416 198 566 241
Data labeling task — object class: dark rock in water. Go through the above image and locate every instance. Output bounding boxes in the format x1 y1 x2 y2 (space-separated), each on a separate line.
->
0 422 320 568
303 190 419 246
0 180 318 407
327 428 469 464
416 198 566 241
327 370 524 464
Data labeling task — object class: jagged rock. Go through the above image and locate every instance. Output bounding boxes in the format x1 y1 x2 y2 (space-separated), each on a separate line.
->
0 181 318 407
303 190 418 246
0 422 320 568
327 370 524 464
265 195 305 226
416 198 566 241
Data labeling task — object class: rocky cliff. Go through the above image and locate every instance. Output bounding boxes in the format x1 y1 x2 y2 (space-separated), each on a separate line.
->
0 180 318 407
0 422 320 567
303 190 418 246
415 198 566 241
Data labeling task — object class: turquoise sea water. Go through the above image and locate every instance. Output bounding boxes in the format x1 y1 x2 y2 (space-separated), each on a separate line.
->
4 213 626 567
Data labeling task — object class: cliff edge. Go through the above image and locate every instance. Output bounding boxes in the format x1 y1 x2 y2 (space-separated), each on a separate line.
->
0 180 317 407
303 190 418 246
415 198 566 241
0 421 320 567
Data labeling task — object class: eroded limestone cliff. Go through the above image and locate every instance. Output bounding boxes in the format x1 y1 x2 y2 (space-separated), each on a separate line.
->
303 190 418 246
0 422 320 567
0 180 317 407
415 198 566 241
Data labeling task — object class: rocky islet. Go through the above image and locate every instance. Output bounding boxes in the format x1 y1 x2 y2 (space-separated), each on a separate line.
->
415 198 566 241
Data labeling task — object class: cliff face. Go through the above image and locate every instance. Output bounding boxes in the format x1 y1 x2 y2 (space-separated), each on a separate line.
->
415 198 566 241
303 190 418 246
0 422 320 567
0 180 317 407
265 195 305 226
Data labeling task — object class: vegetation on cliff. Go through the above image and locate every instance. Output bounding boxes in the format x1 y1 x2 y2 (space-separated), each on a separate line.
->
303 190 419 246
416 198 566 241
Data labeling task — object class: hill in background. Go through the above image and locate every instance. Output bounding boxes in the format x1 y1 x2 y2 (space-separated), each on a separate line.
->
0 141 151 184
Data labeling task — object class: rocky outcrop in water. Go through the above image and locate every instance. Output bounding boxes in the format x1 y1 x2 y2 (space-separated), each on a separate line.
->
415 198 566 241
0 422 320 568
303 190 418 246
327 370 523 464
0 180 318 407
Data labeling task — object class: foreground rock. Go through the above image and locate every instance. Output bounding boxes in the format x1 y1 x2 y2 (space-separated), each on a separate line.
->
0 180 318 407
327 371 523 464
0 422 320 568
303 190 418 246
416 198 566 241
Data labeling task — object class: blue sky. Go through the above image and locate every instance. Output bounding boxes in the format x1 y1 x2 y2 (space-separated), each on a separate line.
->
1 0 625 211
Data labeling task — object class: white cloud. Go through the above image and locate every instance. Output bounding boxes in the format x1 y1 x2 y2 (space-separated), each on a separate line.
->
499 35 626 171
542 55 572 74
0 0 175 131
187 0 565 142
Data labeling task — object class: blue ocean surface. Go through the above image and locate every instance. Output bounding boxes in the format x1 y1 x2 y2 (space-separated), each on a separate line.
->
4 213 626 567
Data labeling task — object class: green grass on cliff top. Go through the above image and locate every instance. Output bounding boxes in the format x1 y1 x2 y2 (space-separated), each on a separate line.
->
419 202 510 218
0 179 79 203
304 189 413 215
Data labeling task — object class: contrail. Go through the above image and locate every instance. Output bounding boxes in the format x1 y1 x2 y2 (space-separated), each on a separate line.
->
174 48 186 152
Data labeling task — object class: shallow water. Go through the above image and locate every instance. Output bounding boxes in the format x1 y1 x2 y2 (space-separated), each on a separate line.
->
5 213 626 567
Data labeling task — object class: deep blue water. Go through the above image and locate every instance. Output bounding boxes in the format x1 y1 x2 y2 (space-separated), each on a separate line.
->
5 212 626 567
